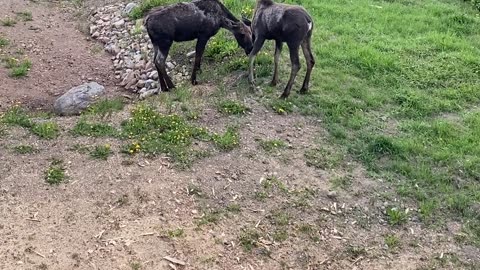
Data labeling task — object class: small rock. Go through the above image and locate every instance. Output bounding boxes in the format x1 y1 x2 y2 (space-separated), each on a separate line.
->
123 3 139 16
149 71 158 80
166 62 175 70
186 51 196 58
91 31 100 38
327 191 337 199
54 82 105 116
89 25 98 35
139 89 159 100
113 19 125 28
137 80 146 88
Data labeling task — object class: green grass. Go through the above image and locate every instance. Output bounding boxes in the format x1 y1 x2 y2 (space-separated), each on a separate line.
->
86 98 125 117
6 59 32 78
269 99 294 115
385 234 401 250
31 122 60 139
212 126 239 151
45 159 67 185
217 100 249 115
239 227 260 252
13 145 37 154
1 17 16 27
245 0 480 245
386 207 409 226
90 144 112 160
70 119 118 137
0 37 9 47
304 147 343 170
166 228 185 238
259 139 286 153
1 106 33 128
16 11 33 21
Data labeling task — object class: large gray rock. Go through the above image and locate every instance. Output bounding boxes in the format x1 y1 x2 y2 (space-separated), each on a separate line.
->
54 82 105 116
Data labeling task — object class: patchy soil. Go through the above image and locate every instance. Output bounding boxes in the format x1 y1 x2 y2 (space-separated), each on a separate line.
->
0 1 479 270
0 0 119 111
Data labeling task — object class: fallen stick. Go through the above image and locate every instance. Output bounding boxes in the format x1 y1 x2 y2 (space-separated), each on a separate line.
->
164 256 186 266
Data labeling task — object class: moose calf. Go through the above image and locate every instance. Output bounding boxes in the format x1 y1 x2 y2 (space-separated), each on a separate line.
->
246 0 315 98
145 0 253 93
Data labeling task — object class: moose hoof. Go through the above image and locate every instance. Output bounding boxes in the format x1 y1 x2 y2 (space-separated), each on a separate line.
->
270 80 278 87
279 93 290 99
191 80 198 86
299 88 308 94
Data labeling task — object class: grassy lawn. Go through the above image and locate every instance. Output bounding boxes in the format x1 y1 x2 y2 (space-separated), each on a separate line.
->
130 0 480 244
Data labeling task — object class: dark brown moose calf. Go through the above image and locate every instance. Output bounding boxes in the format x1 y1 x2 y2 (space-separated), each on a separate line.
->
246 0 315 98
144 0 253 93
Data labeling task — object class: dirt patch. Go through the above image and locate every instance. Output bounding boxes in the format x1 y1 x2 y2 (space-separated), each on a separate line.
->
0 0 120 111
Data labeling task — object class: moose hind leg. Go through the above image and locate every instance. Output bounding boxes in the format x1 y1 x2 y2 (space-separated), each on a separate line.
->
300 34 315 94
271 40 283 86
153 45 167 92
191 38 209 85
281 43 301 99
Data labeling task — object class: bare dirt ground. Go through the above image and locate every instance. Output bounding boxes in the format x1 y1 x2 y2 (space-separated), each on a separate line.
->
0 0 119 111
0 1 479 270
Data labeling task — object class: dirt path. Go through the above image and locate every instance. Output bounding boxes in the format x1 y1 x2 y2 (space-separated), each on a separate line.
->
0 0 119 111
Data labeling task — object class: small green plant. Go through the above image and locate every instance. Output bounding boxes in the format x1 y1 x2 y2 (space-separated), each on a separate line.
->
1 17 16 26
45 159 67 185
16 11 33 21
262 176 288 193
385 234 400 249
386 207 409 226
70 119 118 137
270 210 290 226
239 228 260 251
217 100 249 115
187 183 203 197
304 148 342 170
68 144 90 154
86 98 124 117
346 246 367 259
270 99 294 115
1 106 32 128
9 59 32 78
272 229 288 242
13 145 37 154
212 127 239 151
204 35 238 60
90 144 112 160
166 228 184 238
130 261 142 270
259 139 286 153
0 37 9 47
331 175 353 190
226 203 241 213
31 122 60 139
197 209 222 226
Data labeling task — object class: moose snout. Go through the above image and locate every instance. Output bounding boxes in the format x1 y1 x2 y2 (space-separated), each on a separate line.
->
245 45 253 55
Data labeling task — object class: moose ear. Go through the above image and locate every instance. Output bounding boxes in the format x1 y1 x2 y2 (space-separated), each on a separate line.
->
224 19 237 28
242 17 252 27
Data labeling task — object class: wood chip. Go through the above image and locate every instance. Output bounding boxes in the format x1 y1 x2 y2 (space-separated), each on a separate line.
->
33 250 46 258
95 230 105 239
163 256 186 266
26 218 40 222
140 232 154 236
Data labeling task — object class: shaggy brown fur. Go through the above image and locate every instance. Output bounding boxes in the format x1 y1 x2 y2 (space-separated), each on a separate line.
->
246 0 315 98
